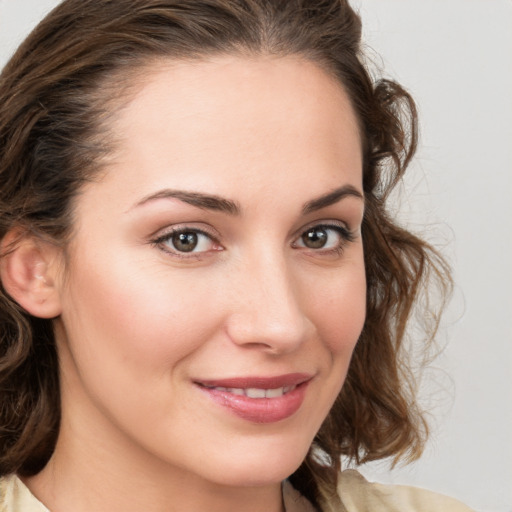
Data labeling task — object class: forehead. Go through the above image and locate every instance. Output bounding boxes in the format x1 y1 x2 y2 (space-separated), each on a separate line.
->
92 55 363 208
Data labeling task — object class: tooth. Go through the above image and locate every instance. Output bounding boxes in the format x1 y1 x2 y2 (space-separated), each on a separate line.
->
229 388 245 395
246 388 266 398
265 387 284 398
283 385 295 394
215 386 227 392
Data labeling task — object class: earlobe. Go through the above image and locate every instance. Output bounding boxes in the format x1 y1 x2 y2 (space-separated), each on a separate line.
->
0 230 63 319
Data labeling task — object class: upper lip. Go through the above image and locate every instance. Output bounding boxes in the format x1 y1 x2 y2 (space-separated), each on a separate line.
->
195 373 313 389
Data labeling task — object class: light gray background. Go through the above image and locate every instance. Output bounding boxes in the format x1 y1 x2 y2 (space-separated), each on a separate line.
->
1 1 510 511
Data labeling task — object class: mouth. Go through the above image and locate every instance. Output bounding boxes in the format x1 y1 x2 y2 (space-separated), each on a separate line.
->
200 384 298 399
194 373 312 423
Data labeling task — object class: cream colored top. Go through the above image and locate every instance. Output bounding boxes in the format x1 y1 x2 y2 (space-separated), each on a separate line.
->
0 470 474 512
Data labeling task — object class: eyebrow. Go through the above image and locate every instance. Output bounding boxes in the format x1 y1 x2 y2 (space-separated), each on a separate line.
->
302 184 364 214
132 184 363 215
133 189 241 215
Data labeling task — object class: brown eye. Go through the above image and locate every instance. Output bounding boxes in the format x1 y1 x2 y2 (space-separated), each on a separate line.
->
172 231 198 252
301 227 328 249
294 224 354 253
154 228 219 255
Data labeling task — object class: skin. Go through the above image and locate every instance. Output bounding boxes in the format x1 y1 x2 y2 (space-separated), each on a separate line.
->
26 56 366 512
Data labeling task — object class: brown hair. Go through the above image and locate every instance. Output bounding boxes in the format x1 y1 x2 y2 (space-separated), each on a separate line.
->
0 0 450 507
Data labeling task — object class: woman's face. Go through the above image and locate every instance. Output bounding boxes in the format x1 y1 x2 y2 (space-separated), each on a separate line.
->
53 56 366 487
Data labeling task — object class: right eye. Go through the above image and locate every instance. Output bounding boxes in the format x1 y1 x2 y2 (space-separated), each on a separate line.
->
153 227 221 256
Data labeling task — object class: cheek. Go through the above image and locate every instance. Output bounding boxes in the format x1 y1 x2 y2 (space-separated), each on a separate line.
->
310 262 366 359
293 260 366 437
60 254 224 373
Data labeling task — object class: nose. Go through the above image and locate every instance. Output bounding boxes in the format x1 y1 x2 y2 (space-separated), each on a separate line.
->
224 251 312 355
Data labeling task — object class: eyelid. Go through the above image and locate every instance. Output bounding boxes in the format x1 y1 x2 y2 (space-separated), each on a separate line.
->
150 221 220 241
293 219 354 240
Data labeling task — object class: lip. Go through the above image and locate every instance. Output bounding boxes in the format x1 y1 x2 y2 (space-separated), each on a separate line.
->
195 373 312 424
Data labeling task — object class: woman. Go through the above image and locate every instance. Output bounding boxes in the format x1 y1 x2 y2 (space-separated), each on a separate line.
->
0 1 472 511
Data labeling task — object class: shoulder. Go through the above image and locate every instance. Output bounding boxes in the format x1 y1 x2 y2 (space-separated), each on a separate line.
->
0 474 49 512
331 470 475 512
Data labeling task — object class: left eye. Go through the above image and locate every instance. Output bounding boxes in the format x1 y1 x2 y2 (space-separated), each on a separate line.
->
294 225 351 250
157 229 217 254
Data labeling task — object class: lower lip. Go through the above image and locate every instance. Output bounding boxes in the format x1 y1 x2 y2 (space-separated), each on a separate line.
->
197 382 310 423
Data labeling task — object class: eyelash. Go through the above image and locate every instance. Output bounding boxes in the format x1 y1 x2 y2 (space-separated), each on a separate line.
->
151 222 356 259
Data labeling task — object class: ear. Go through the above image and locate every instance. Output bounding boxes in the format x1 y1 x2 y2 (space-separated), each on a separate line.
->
0 229 63 319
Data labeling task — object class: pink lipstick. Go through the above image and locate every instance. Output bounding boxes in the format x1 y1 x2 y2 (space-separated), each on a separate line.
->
195 373 312 423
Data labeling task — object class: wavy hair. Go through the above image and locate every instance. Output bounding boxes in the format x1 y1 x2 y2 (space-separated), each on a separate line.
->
0 0 450 508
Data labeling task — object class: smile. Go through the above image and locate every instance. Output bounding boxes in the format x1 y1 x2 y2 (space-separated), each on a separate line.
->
202 385 297 398
196 374 312 423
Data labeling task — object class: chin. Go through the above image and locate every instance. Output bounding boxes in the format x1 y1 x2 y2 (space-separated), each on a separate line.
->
167 435 311 488
207 459 304 488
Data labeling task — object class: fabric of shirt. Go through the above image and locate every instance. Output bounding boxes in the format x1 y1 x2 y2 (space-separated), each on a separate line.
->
0 470 474 512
